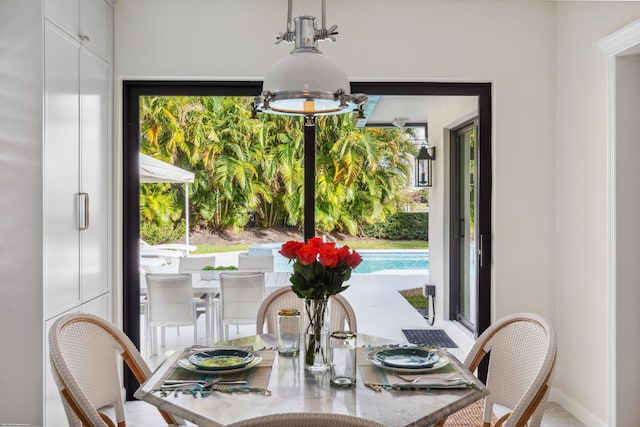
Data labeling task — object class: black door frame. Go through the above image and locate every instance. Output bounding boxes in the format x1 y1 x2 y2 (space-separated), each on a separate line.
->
122 81 492 398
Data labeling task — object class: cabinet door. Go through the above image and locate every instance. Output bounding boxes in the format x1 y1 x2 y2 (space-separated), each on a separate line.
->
44 24 81 319
45 0 80 40
81 0 113 61
82 293 110 319
80 49 110 302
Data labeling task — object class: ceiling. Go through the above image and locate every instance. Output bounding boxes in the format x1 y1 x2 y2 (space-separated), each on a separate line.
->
355 95 477 129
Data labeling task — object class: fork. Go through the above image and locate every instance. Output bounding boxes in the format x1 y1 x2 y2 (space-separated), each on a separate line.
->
161 378 247 389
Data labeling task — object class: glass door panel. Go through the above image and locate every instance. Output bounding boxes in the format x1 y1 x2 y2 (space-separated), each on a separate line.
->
451 122 477 332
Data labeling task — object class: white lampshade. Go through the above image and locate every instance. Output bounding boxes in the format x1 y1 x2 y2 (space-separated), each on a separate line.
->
256 13 366 117
261 50 352 116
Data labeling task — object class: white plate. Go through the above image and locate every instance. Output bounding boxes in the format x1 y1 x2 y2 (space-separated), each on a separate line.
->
374 348 440 369
178 354 262 374
367 351 449 373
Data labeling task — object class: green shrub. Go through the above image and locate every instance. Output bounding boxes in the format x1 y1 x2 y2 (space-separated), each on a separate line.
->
140 219 186 245
361 212 428 240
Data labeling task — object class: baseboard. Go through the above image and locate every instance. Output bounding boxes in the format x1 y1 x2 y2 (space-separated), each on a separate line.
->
549 387 607 427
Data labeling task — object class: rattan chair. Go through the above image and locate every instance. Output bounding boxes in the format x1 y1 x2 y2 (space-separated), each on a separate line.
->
228 412 385 426
256 287 357 334
48 313 183 426
437 313 557 427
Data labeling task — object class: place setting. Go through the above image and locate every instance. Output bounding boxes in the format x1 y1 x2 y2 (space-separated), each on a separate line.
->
154 346 275 396
359 345 476 392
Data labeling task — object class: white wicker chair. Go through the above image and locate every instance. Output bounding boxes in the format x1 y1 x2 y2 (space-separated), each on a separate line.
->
256 287 357 334
228 412 385 427
48 313 183 426
438 313 557 427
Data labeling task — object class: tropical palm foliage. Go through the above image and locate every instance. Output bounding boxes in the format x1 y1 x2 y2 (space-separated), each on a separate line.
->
139 96 416 238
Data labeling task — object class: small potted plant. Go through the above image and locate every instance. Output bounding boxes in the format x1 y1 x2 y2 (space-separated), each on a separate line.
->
201 265 215 280
213 265 239 280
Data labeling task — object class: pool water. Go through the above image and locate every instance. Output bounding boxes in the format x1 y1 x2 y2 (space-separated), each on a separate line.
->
353 251 429 273
264 246 429 273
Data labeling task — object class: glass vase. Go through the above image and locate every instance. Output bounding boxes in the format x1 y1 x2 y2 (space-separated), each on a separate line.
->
303 298 330 371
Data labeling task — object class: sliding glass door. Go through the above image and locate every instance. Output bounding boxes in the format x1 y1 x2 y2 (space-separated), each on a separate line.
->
450 121 478 332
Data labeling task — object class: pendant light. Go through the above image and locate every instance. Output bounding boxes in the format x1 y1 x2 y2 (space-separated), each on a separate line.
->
255 0 367 117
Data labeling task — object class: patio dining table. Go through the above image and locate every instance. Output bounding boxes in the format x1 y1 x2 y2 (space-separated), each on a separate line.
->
135 334 488 427
140 272 292 343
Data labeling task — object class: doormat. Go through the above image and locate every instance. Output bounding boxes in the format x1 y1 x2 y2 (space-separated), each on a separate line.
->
402 329 458 348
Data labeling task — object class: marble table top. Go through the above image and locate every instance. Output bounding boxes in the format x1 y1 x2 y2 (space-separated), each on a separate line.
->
135 334 488 427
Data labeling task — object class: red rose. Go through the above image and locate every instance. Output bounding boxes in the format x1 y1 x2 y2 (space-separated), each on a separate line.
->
319 243 339 268
307 237 324 249
280 241 304 259
345 250 362 269
336 246 350 261
296 244 318 265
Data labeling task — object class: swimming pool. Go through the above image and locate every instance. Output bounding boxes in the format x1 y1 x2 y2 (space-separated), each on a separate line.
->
352 251 429 273
249 244 430 274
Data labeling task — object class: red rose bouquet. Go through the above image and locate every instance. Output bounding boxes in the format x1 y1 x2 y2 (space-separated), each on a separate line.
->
280 237 362 369
279 237 363 300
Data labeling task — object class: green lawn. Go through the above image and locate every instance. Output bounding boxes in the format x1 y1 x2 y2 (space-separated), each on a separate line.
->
193 243 250 254
193 239 427 254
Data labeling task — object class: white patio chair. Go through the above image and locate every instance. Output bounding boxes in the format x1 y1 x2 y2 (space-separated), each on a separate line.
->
256 287 357 334
178 254 217 274
237 251 274 271
140 239 196 256
177 255 217 335
437 313 557 427
219 271 265 340
145 273 203 356
228 412 385 427
48 313 184 426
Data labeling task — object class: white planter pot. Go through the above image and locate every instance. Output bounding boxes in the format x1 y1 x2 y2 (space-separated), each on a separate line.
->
201 270 215 280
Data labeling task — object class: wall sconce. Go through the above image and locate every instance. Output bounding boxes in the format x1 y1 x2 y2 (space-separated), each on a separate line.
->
415 145 435 187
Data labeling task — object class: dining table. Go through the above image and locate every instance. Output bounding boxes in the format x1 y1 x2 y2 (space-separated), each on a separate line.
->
140 272 293 343
135 334 488 427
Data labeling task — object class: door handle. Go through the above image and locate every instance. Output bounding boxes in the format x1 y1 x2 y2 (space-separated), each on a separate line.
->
78 192 89 230
478 233 488 268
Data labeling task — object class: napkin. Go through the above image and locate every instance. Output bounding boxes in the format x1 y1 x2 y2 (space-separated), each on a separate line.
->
387 373 474 390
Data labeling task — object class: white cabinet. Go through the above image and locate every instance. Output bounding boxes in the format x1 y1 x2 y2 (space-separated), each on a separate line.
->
80 48 111 302
82 0 113 61
43 1 112 319
45 0 113 62
42 1 113 425
44 24 82 318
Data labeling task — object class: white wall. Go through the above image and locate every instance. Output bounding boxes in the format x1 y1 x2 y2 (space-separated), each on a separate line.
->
115 0 558 323
114 0 640 425
614 53 640 427
556 3 640 425
0 1 43 424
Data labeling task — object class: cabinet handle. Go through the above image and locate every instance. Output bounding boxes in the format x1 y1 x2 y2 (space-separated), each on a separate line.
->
80 34 91 42
79 192 90 230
